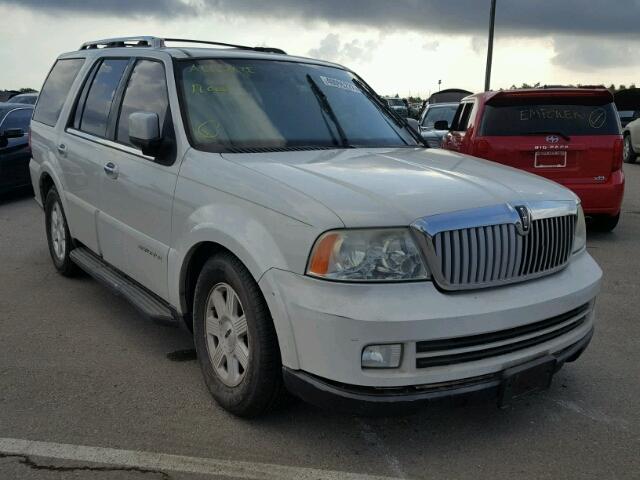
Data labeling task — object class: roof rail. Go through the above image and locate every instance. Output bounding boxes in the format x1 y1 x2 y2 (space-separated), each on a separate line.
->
79 36 286 54
79 36 165 50
162 38 286 54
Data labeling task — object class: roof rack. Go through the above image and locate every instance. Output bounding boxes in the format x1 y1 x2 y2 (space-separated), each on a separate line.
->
79 36 286 54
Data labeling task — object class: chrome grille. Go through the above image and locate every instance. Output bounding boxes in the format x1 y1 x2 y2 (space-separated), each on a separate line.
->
411 202 578 291
432 215 574 287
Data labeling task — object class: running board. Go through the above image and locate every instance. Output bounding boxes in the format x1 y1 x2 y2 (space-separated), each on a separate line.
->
70 247 177 326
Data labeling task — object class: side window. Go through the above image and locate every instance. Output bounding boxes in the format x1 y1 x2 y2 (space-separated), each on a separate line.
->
33 58 84 127
78 59 129 138
451 102 473 132
116 60 170 146
1 108 32 131
449 103 465 131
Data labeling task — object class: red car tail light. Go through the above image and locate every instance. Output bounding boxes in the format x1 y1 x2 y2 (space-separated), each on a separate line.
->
612 137 623 172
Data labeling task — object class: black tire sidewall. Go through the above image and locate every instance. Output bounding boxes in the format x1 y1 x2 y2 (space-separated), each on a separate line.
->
592 213 620 232
624 136 636 164
193 253 282 416
44 188 76 274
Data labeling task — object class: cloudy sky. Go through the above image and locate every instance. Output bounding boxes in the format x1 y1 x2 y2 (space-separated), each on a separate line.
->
1 0 638 97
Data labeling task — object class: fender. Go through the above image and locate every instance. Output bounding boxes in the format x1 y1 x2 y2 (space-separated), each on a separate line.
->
168 209 316 370
169 200 318 313
31 158 68 213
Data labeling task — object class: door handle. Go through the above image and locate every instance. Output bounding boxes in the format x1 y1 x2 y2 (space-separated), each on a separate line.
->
103 162 119 179
57 143 67 154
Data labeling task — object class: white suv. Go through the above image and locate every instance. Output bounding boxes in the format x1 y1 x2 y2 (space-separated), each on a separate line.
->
30 37 601 417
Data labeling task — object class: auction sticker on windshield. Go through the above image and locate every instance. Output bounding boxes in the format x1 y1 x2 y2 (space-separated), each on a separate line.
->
320 76 359 93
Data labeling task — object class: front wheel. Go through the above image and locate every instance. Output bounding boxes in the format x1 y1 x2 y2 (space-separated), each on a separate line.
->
623 135 637 164
193 252 285 417
45 188 79 276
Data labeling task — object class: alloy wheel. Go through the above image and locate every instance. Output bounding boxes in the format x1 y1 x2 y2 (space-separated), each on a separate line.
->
50 202 66 261
204 282 249 387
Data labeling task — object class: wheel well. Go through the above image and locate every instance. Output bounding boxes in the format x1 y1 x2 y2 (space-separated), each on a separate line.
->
182 242 227 331
39 173 54 202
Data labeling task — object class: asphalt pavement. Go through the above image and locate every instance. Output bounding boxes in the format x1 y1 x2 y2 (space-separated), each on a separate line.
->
1 164 639 479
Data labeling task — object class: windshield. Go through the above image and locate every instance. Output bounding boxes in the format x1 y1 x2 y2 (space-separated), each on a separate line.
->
176 59 416 152
387 99 405 107
421 105 458 128
480 100 620 136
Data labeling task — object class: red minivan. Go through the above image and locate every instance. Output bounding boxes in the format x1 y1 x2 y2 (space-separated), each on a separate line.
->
441 88 625 231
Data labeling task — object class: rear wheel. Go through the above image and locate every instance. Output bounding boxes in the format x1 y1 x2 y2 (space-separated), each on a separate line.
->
623 135 637 164
45 188 79 276
193 252 285 417
591 213 620 232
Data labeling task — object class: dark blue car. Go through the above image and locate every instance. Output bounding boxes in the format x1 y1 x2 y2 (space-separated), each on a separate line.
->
0 103 33 193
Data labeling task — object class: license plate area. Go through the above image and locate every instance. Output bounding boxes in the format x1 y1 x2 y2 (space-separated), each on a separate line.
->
498 355 556 407
535 151 567 168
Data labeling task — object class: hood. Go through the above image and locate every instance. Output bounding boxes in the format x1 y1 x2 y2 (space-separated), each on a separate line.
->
222 148 576 227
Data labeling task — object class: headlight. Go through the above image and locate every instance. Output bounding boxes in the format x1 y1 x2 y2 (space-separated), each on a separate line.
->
306 229 429 281
573 205 586 253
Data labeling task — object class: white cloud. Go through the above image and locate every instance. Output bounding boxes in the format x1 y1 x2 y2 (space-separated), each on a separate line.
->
308 34 379 64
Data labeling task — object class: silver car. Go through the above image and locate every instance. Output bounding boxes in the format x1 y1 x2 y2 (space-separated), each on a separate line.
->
419 102 459 148
30 36 600 417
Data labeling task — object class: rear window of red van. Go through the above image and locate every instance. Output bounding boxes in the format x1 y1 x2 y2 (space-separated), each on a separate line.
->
480 98 620 137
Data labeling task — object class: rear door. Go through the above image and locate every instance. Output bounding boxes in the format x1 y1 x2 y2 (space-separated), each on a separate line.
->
0 107 32 189
476 92 621 185
61 57 130 253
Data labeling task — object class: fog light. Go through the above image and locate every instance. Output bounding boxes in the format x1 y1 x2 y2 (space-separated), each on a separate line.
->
361 344 402 369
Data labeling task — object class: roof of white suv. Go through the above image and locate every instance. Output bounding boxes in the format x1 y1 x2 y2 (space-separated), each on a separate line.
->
58 36 344 70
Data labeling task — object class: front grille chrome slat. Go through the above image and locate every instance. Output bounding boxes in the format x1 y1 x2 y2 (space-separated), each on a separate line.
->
422 210 576 290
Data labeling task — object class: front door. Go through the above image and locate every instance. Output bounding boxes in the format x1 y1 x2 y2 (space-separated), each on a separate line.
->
96 59 177 300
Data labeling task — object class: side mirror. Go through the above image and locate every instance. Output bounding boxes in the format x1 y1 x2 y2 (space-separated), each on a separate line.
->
406 118 420 132
434 120 449 131
129 112 161 157
1 128 25 139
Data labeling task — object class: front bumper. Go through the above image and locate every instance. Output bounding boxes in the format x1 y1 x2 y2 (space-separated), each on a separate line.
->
283 327 593 414
259 250 601 390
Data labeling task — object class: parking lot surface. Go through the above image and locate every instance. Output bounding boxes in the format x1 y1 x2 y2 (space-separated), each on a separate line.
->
1 165 639 480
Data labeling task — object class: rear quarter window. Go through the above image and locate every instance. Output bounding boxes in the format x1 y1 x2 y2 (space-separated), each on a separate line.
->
33 58 85 127
480 99 620 136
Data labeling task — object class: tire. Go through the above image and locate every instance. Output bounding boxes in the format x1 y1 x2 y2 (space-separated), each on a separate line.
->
623 135 637 164
591 213 620 233
44 188 79 276
193 252 285 417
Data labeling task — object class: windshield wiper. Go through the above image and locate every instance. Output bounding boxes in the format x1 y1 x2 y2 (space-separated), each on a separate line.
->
527 130 571 141
351 78 427 147
306 74 351 148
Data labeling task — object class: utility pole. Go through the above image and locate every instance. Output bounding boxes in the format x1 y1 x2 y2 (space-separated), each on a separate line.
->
484 0 497 92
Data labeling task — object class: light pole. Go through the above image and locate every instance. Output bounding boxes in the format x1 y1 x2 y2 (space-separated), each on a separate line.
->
438 79 441 92
484 0 497 92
